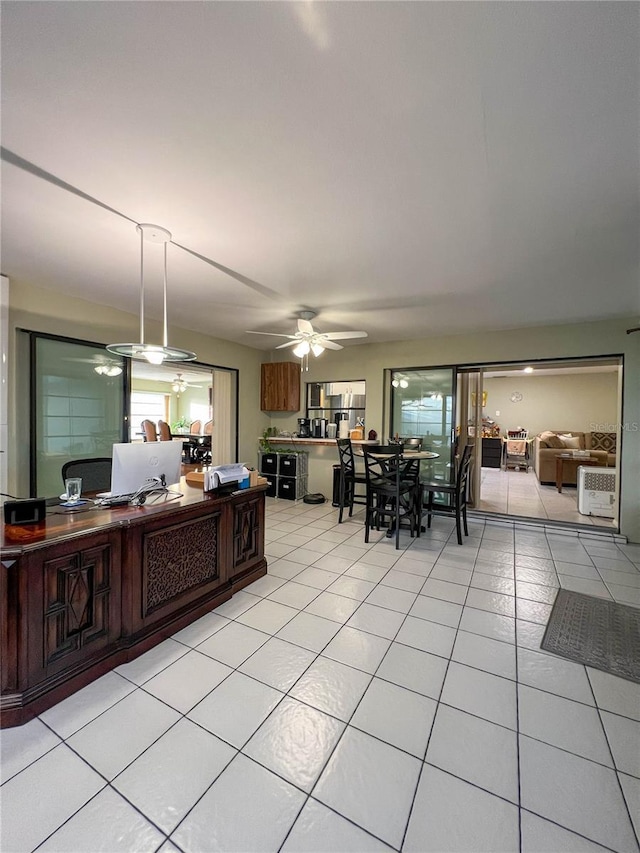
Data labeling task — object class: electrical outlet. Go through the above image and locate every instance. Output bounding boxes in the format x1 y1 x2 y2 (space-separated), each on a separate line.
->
496 411 501 417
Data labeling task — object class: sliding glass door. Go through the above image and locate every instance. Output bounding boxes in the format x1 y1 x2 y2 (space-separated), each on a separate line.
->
31 334 127 496
389 367 456 483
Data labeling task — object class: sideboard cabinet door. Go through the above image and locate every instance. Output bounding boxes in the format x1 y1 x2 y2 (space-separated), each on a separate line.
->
260 363 300 412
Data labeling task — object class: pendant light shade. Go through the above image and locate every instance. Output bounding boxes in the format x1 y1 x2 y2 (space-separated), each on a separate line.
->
107 224 196 364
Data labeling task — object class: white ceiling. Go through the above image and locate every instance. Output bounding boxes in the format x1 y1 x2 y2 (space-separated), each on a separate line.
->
1 2 638 352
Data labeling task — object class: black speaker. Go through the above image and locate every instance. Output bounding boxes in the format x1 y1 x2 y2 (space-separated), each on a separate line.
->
4 498 47 525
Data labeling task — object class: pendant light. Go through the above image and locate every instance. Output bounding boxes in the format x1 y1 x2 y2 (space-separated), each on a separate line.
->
107 224 196 364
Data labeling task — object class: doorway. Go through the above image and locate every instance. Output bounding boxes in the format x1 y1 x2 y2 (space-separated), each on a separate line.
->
457 357 622 529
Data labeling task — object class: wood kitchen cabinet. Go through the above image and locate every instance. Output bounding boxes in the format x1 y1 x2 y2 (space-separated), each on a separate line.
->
260 362 300 412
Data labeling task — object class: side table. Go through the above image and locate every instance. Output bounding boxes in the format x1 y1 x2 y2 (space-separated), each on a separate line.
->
555 454 606 493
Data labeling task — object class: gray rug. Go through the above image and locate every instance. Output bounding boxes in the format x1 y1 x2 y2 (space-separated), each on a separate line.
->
541 589 640 683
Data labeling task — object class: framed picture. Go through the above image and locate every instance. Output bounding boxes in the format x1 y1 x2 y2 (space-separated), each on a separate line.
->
471 391 487 408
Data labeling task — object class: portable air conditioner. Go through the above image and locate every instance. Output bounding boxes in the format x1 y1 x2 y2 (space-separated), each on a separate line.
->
577 466 617 518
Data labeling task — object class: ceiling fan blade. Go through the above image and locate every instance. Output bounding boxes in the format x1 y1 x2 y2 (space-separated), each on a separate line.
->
275 340 301 349
297 319 314 335
321 331 368 340
321 339 343 351
245 331 297 339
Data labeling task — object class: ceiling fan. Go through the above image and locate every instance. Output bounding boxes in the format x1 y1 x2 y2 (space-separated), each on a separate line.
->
62 355 123 376
171 372 202 393
246 310 367 358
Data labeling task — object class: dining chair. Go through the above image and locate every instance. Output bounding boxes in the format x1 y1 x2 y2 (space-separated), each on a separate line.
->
189 419 202 435
419 443 473 545
157 420 172 441
61 458 112 494
141 419 158 442
203 420 213 435
363 447 420 549
336 438 367 523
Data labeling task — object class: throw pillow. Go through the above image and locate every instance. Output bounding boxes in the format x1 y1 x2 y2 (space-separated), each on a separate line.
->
561 435 581 449
539 431 564 449
590 431 617 453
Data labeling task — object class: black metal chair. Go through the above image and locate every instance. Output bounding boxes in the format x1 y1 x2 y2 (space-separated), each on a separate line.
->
336 438 367 523
363 447 421 549
419 443 473 545
61 457 112 494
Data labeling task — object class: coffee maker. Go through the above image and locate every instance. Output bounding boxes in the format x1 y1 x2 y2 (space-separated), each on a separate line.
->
297 417 311 438
312 417 328 438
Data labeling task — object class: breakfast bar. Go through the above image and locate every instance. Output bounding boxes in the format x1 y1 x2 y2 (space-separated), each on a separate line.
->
0 481 267 727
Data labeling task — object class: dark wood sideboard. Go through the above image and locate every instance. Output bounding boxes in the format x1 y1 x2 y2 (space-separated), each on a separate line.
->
0 482 267 727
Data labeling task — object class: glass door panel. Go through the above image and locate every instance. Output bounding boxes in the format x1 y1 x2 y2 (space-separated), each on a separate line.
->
32 336 126 496
389 367 455 484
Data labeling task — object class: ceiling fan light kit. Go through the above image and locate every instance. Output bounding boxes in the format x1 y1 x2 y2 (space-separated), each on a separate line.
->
246 310 367 370
107 224 196 365
94 363 123 377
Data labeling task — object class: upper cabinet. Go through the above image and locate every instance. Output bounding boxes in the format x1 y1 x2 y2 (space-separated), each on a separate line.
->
260 362 301 412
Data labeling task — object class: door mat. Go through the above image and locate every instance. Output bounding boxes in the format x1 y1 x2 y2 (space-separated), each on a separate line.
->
541 589 640 683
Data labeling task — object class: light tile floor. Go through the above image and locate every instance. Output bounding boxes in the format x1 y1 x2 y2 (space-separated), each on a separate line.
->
479 466 617 529
1 500 639 852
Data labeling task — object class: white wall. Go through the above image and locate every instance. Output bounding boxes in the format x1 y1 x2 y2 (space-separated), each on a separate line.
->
482 372 619 437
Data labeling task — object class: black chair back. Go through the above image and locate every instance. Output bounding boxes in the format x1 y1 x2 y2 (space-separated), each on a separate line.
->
337 437 356 477
455 443 474 503
61 458 112 493
363 447 419 548
336 438 367 521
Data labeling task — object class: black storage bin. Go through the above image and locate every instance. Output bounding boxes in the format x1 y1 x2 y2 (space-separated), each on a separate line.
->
278 476 297 500
279 454 298 476
260 453 278 475
264 475 277 497
332 464 342 507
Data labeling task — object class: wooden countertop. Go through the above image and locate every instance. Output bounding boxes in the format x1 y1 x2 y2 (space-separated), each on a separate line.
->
1 479 266 554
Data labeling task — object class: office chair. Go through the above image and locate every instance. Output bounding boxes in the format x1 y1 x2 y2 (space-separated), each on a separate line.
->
61 458 112 494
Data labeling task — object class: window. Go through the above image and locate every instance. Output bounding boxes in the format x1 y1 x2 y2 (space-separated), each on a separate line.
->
129 392 168 440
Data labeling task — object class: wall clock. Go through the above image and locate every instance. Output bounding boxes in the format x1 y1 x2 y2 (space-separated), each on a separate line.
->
510 392 523 402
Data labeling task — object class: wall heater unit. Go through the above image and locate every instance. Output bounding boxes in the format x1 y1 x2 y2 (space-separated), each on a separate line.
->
577 466 617 518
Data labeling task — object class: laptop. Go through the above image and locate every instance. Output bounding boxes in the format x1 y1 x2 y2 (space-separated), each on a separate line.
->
99 441 183 499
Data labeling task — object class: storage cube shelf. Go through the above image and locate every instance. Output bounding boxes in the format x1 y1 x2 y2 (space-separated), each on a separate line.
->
258 450 309 500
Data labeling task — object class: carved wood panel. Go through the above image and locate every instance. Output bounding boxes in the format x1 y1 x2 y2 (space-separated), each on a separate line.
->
43 544 113 667
143 514 219 615
233 497 260 568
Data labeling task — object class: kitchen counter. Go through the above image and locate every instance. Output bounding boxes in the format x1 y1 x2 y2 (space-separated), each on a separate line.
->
265 437 378 447
257 438 378 498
